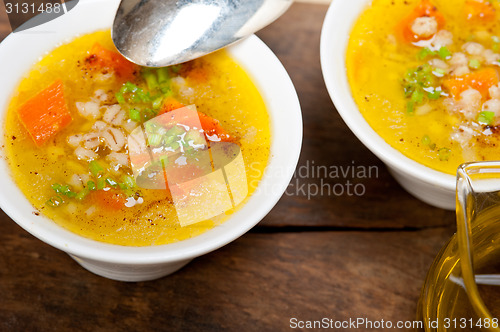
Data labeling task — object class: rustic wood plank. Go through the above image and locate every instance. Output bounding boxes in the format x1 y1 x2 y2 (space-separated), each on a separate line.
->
0 212 454 331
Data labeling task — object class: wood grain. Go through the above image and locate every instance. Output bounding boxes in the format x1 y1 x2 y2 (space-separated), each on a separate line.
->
0 212 454 331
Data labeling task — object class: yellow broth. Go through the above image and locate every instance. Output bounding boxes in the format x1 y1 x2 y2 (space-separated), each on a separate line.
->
347 0 500 175
4 31 271 246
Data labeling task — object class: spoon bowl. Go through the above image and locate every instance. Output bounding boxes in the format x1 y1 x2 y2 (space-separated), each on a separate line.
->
112 0 292 67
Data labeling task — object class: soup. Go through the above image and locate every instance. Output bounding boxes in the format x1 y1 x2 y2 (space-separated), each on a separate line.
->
347 0 500 175
4 31 271 246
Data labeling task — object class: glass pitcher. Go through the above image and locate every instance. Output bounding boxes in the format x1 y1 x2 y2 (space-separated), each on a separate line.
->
419 161 500 332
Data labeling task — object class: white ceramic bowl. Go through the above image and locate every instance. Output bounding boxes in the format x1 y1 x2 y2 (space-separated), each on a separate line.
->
0 0 302 281
320 0 455 210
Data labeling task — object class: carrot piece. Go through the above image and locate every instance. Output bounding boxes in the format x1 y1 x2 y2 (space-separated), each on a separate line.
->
186 66 210 83
157 100 234 142
397 0 446 43
197 111 234 142
90 190 126 211
85 43 137 80
443 68 499 99
465 0 496 22
159 97 185 114
18 80 72 146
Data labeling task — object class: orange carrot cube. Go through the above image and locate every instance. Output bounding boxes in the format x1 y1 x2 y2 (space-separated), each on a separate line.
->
397 0 446 43
18 80 72 146
443 68 499 100
86 43 137 81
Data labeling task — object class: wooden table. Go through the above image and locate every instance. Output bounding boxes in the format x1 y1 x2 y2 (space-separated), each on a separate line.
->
0 3 456 331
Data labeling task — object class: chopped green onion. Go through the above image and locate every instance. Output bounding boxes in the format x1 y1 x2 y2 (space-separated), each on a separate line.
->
421 133 436 150
417 47 435 60
163 134 176 146
407 101 415 114
185 130 205 146
87 181 96 191
152 97 163 109
137 90 151 102
478 111 495 125
51 183 63 193
438 148 451 161
411 89 424 104
157 66 172 93
421 135 431 146
166 125 185 136
147 133 162 147
51 183 76 197
89 160 104 177
432 68 447 77
97 178 106 190
469 59 481 69
106 178 118 187
125 82 139 93
403 85 414 98
46 195 64 207
122 175 136 189
143 70 159 91
427 89 442 100
145 121 159 135
129 108 142 122
130 93 141 103
75 188 90 201
162 125 184 146
157 67 170 83
493 36 500 44
115 91 125 104
404 64 435 90
438 46 451 60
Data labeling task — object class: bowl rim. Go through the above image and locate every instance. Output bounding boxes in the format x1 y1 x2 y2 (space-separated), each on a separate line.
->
319 0 455 191
0 0 303 265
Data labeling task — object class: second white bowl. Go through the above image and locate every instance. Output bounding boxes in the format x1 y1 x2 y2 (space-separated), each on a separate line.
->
320 0 455 210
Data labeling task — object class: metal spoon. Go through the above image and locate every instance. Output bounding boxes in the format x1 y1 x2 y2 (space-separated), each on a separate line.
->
112 0 292 67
